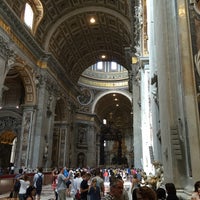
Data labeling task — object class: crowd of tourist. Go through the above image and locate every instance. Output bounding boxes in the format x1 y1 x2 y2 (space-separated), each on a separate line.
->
8 166 200 200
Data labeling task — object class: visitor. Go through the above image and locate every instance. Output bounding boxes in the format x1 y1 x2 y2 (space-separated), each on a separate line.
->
191 181 200 200
102 177 124 200
18 174 30 200
56 167 69 200
156 187 166 200
165 183 179 200
80 173 91 200
33 167 43 200
88 178 101 200
132 186 157 200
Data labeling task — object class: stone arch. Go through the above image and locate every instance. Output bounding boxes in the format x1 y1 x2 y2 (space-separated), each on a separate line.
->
0 112 22 170
91 90 132 114
12 63 37 105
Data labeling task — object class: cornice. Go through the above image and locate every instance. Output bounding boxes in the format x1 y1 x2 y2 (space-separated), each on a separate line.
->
0 1 44 59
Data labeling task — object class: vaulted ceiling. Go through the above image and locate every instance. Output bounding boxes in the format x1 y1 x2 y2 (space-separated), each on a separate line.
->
5 0 132 83
2 0 134 130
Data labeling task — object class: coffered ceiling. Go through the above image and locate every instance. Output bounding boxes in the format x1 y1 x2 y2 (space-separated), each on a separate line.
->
95 93 132 129
5 0 132 84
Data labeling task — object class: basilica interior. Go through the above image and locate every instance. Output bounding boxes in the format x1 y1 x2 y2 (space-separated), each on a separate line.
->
0 0 200 198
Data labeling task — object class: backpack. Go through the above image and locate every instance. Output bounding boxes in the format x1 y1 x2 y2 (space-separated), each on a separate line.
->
36 174 43 190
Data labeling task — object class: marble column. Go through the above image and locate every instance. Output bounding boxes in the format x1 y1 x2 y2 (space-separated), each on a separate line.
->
131 65 143 169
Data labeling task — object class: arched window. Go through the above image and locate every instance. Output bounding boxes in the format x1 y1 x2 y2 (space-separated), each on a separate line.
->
24 3 34 30
22 0 43 35
24 3 34 29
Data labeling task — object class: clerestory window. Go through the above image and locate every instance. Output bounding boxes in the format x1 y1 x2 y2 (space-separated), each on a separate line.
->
24 3 34 29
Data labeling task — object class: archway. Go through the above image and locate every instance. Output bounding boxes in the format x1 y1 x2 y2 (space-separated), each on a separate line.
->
0 131 17 173
94 92 133 167
52 98 68 167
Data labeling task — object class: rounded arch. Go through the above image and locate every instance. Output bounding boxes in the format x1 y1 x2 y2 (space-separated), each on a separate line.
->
0 113 22 170
11 63 37 105
91 90 132 114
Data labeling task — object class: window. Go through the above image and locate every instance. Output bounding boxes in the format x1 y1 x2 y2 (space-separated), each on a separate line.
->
24 3 34 29
97 61 103 70
111 61 117 71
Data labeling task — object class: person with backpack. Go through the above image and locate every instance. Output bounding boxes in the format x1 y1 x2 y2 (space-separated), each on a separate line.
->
33 167 43 200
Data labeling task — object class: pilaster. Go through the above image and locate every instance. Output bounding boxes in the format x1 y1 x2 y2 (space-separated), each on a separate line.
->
130 63 142 169
19 105 36 169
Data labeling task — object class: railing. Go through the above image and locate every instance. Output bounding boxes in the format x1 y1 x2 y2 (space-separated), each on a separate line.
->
0 172 52 195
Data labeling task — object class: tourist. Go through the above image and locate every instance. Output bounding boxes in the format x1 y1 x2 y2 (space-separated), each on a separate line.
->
56 167 69 200
165 183 179 200
88 178 101 200
132 186 157 200
33 167 43 200
191 181 200 200
102 177 124 200
80 173 91 200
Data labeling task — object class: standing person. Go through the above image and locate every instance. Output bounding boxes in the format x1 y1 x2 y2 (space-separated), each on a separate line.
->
156 187 166 200
33 167 43 200
80 173 91 200
18 174 30 200
191 181 200 200
102 177 124 200
13 168 23 198
117 175 129 200
92 168 105 197
52 168 59 200
132 186 157 200
165 183 179 200
131 174 140 192
56 167 69 200
88 178 101 200
66 168 73 197
72 171 83 199
103 169 109 182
